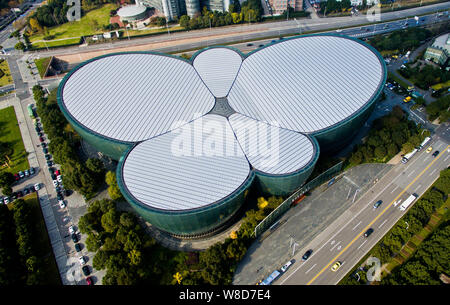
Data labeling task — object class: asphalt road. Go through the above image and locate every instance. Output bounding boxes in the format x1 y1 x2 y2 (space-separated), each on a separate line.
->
277 138 449 285
11 2 449 58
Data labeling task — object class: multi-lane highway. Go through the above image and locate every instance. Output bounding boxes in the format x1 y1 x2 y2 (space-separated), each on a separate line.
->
6 2 448 59
278 138 449 285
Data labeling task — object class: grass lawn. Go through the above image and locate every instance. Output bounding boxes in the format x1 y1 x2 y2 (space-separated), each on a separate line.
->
0 106 29 174
32 37 82 49
34 57 52 78
29 4 118 44
0 59 14 87
7 193 61 285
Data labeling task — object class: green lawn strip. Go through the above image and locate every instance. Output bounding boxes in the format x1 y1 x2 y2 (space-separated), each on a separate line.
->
31 37 82 49
6 194 61 284
26 193 61 285
0 59 14 87
0 106 29 174
34 57 52 78
29 4 118 43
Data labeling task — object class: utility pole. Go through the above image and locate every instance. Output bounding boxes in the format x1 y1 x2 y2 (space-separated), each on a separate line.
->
166 18 170 36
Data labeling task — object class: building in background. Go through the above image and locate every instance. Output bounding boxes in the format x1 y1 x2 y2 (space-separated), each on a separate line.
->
117 5 148 22
137 0 232 20
268 0 303 15
424 33 450 66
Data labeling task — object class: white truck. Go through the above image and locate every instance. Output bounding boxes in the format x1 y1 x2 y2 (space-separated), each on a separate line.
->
399 193 418 211
402 148 418 164
417 136 431 151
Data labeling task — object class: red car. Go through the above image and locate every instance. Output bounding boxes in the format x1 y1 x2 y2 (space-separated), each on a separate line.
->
55 170 60 175
14 173 20 181
39 137 44 143
86 277 93 286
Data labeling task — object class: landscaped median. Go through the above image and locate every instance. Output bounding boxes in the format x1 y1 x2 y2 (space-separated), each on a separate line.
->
339 167 450 285
0 106 29 174
0 59 13 87
0 193 61 284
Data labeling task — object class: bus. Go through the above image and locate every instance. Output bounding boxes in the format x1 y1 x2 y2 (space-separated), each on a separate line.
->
417 137 431 151
27 104 34 117
401 148 418 164
260 270 281 285
399 193 418 211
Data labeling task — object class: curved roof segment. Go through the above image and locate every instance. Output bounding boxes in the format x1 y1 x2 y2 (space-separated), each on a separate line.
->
228 113 316 175
121 114 251 211
59 35 385 213
227 35 384 134
61 53 215 142
192 47 243 98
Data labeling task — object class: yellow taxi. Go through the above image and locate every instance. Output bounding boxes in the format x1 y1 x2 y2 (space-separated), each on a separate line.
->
331 261 341 272
426 146 433 153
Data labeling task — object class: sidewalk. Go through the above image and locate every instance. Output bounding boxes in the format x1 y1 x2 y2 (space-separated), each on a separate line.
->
1 96 75 285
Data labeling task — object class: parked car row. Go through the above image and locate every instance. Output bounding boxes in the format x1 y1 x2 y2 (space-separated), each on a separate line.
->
33 111 92 285
1 183 41 204
14 167 37 182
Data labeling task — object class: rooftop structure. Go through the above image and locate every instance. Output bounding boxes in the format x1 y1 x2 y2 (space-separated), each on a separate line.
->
58 34 386 236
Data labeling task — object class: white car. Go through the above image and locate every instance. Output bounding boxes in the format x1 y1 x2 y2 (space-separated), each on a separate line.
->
281 260 294 272
53 180 58 187
34 183 40 191
58 200 66 208
57 175 62 183
3 197 9 204
69 225 75 234
78 256 86 266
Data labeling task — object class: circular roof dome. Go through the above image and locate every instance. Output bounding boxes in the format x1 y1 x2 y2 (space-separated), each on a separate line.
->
117 5 147 18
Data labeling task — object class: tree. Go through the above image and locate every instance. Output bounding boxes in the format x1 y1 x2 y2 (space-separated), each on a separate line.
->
28 17 43 32
0 172 14 189
101 209 120 233
179 15 190 29
14 42 25 50
231 12 241 24
374 145 386 159
85 158 105 181
105 171 123 201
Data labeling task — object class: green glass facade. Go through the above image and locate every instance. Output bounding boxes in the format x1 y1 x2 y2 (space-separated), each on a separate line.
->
117 150 255 236
254 136 320 197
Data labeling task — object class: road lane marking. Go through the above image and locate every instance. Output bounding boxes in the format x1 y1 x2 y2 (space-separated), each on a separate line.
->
330 241 341 251
407 169 416 177
357 240 367 250
390 185 399 194
429 168 437 176
281 163 410 284
378 219 388 229
280 153 425 284
352 221 362 231
305 264 317 275
306 144 450 285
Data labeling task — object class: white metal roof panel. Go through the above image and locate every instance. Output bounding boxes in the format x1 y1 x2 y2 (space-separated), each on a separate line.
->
62 53 215 142
228 113 315 175
192 47 242 97
121 114 251 211
227 35 384 133
117 5 147 17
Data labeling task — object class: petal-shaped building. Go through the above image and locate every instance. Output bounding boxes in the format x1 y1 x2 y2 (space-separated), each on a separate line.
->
57 34 386 237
